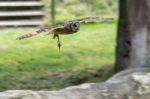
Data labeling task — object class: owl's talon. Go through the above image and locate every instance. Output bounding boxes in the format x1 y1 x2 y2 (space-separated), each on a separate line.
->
58 43 61 52
58 43 61 47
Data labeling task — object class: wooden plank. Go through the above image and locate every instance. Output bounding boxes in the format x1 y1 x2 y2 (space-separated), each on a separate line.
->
0 0 44 26
0 20 42 26
0 1 43 7
0 11 44 17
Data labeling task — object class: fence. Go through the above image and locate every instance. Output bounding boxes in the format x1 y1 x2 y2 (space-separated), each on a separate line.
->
0 0 44 27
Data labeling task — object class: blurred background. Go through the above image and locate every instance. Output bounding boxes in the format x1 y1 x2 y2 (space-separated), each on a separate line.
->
0 0 117 91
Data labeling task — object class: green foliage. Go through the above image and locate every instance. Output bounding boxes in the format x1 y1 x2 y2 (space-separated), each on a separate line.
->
0 22 116 91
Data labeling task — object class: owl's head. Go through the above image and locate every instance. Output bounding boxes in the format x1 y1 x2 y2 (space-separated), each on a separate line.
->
65 21 80 33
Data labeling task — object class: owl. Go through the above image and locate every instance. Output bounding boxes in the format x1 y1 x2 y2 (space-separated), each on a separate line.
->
16 17 113 51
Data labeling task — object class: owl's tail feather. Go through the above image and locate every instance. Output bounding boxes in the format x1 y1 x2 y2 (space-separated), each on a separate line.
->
16 28 49 40
16 32 39 40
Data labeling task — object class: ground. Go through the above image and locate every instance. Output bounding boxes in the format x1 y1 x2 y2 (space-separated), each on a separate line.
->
0 22 116 91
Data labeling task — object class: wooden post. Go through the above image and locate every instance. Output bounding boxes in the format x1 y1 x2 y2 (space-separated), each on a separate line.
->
51 0 55 24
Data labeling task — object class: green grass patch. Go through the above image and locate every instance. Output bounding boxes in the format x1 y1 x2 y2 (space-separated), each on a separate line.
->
0 22 116 91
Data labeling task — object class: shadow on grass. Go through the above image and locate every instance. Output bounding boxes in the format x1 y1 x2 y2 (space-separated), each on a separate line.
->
63 65 114 86
11 65 114 91
0 65 114 91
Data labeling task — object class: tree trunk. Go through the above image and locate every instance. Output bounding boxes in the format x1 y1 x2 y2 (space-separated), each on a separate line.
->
146 0 150 65
115 0 148 72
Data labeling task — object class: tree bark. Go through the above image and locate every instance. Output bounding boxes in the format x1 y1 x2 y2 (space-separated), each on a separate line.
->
115 0 148 72
146 0 150 65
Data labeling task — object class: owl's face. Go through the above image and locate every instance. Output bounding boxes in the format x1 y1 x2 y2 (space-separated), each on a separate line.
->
64 21 80 33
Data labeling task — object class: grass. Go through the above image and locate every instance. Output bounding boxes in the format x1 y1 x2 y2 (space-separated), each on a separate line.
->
0 22 116 91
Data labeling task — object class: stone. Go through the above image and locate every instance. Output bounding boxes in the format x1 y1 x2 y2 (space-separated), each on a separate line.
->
0 68 150 99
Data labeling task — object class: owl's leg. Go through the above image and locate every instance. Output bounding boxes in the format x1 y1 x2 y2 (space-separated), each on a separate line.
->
53 34 56 39
53 34 61 52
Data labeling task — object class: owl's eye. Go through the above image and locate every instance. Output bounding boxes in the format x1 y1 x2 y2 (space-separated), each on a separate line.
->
73 24 77 27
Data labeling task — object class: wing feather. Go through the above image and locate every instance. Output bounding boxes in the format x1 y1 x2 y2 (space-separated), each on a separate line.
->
75 17 114 23
16 26 64 40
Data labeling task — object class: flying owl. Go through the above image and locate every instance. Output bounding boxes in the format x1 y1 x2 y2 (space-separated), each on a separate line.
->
16 17 113 51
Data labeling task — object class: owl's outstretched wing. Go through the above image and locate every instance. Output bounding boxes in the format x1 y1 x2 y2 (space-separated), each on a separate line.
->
75 17 114 23
16 26 64 40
